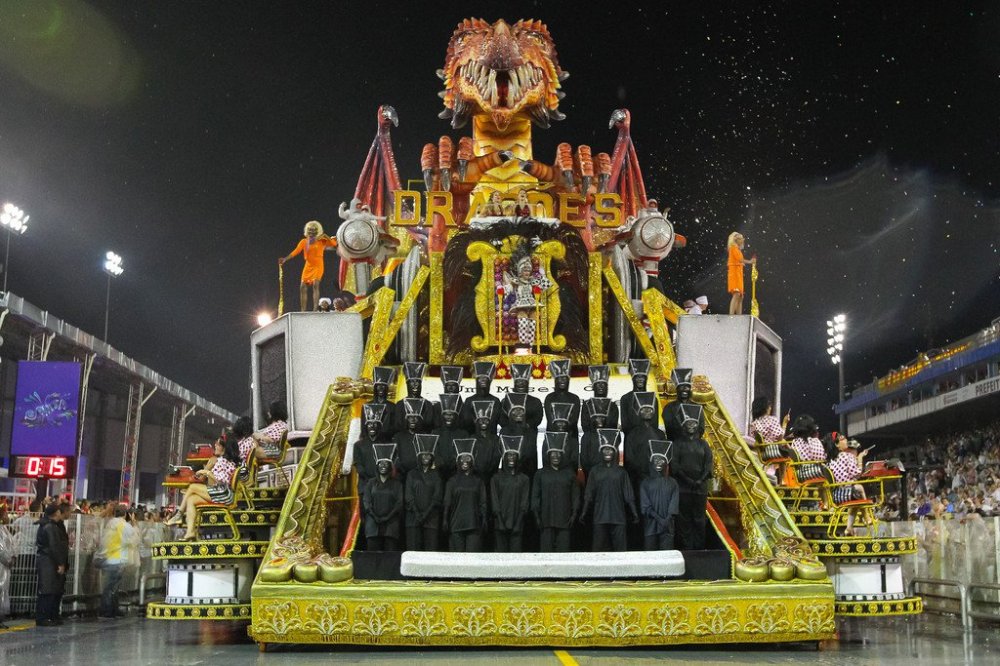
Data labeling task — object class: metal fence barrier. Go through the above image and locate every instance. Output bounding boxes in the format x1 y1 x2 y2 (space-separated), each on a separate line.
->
908 577 970 630
4 514 170 617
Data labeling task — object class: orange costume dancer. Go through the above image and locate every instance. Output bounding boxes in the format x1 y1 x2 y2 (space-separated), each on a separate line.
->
726 232 755 315
280 220 337 311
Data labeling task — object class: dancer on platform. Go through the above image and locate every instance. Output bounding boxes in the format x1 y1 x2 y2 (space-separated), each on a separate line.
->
279 220 338 312
432 394 467 478
499 363 543 430
434 366 465 427
581 430 638 552
444 440 488 552
543 403 579 472
532 441 580 553
363 443 404 551
470 401 501 480
581 365 618 434
662 368 703 441
544 359 581 440
499 394 539 477
460 362 501 432
625 392 667 487
580 399 612 475
405 434 443 551
491 437 531 552
395 362 433 432
363 366 397 438
641 440 679 550
394 398 429 478
354 404 389 493
726 232 756 315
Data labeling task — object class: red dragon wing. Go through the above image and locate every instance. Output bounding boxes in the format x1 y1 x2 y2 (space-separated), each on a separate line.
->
607 108 649 220
353 105 402 220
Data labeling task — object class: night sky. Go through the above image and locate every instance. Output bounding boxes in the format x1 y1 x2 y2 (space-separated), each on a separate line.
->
1 2 998 429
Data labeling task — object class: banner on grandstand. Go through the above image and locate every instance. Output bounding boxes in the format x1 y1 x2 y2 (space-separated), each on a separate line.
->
11 361 82 457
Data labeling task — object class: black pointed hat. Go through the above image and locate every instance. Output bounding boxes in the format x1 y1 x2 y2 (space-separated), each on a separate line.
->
550 358 571 378
543 431 568 454
414 433 439 456
472 400 495 421
473 361 496 380
671 368 693 388
627 359 650 378
372 442 397 465
680 403 703 425
363 402 387 424
597 428 622 453
586 397 611 418
453 437 477 462
549 402 574 424
500 434 524 456
588 364 610 384
439 394 461 415
373 366 396 386
403 398 426 417
441 365 464 384
511 363 532 381
403 362 427 381
633 392 657 412
649 439 673 463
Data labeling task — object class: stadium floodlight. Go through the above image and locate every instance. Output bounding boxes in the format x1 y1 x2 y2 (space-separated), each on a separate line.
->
103 250 124 340
825 313 848 432
257 312 273 327
1 202 30 292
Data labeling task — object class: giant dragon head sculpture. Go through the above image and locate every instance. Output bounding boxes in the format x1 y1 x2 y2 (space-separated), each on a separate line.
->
437 18 568 132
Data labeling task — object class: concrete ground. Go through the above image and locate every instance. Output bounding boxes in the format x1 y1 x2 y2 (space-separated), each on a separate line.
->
0 613 997 665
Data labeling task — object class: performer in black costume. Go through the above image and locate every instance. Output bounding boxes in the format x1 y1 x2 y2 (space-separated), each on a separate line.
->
581 430 638 552
490 438 531 552
393 398 428 477
640 439 679 550
362 443 404 551
543 359 581 440
362 366 397 438
581 365 619 433
405 434 443 551
354 403 389 488
661 368 704 440
470 401 501 480
579 398 612 475
460 361 502 432
434 366 465 427
619 359 651 436
624 392 666 487
432 394 467 479
499 363 543 429
499 405 538 476
543 404 579 472
443 439 488 552
672 404 713 549
531 443 580 552
395 362 433 432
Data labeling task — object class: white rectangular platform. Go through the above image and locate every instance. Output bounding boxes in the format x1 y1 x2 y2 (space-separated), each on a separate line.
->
399 550 685 580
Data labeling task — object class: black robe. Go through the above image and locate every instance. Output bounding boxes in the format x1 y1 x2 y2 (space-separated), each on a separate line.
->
405 467 444 529
472 432 501 480
490 471 531 532
624 423 667 485
35 515 68 595
363 476 404 539
579 431 603 475
393 430 420 477
430 424 470 478
459 392 503 433
640 467 680 537
583 463 637 526
662 399 705 441
361 396 397 438
672 436 714 494
543 391 582 439
498 423 539 475
532 466 580 529
444 472 488 533
580 398 620 434
498 392 544 429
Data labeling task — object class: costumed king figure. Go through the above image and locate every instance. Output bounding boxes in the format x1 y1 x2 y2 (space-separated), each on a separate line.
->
460 361 502 432
581 365 619 434
619 359 651 436
405 434 444 551
502 241 550 349
491 437 532 552
279 220 338 312
544 359 581 439
641 440 679 550
363 443 404 552
662 368 703 441
672 405 713 549
581 430 639 552
531 439 580 553
443 439 489 553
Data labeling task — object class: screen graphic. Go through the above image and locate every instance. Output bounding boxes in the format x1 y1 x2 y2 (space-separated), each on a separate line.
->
11 361 82 457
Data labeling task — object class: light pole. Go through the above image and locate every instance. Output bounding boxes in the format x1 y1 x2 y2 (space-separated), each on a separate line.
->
103 251 124 341
826 313 847 433
1 202 30 293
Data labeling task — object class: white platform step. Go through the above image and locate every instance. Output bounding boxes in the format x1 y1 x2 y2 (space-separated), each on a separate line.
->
399 550 685 580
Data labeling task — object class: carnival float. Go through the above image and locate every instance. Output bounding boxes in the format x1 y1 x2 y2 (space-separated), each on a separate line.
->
149 17 920 648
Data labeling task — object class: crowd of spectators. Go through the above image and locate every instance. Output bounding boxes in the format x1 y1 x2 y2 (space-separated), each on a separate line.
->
892 419 1000 521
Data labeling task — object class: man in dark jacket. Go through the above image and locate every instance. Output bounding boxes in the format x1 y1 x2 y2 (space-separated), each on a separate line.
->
640 440 680 550
672 405 714 549
581 430 639 551
490 440 531 552
531 445 580 552
35 503 69 626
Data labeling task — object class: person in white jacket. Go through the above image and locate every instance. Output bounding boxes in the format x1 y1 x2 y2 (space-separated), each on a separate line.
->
95 504 138 619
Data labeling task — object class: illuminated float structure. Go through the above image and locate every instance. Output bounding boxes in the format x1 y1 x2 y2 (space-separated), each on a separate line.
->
150 17 918 645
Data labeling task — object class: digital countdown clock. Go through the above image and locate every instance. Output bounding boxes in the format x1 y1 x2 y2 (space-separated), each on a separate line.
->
11 456 74 479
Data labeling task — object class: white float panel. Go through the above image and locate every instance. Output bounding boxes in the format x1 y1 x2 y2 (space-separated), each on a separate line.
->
400 550 685 579
251 312 364 434
676 315 782 436
827 561 904 597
